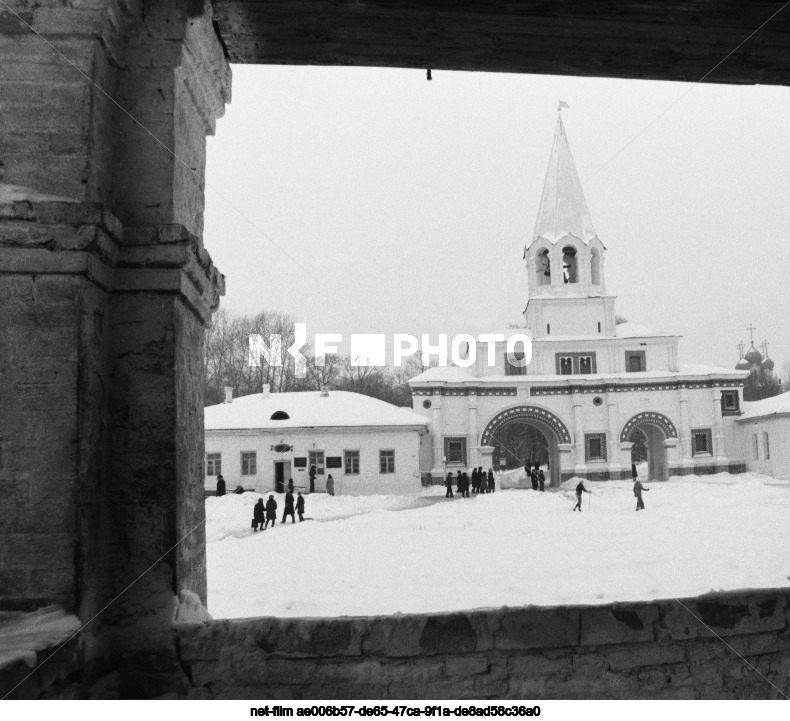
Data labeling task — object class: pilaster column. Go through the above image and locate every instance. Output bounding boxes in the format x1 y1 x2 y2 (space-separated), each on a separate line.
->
468 391 479 468
712 387 727 461
572 391 584 470
431 393 444 471
678 387 692 464
606 395 621 475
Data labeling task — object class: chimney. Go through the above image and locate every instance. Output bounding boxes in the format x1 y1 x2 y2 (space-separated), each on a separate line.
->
224 386 233 403
261 383 270 398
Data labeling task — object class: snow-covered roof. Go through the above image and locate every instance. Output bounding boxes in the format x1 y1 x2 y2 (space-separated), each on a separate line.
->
408 363 747 385
737 391 790 422
531 115 597 245
205 390 429 431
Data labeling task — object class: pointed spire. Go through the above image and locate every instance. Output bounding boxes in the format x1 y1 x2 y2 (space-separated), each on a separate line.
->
532 111 596 245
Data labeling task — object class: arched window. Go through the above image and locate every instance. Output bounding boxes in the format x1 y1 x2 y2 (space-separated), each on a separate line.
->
590 248 601 285
535 248 551 287
270 410 290 420
562 246 578 283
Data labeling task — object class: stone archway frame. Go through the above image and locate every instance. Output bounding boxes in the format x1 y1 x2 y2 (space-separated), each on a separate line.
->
480 405 572 446
619 411 678 443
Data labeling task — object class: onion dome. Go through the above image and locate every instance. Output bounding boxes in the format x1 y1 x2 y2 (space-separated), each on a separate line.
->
735 357 750 370
744 346 763 365
761 357 775 371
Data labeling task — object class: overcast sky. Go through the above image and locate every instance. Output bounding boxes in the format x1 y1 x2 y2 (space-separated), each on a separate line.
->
204 65 789 373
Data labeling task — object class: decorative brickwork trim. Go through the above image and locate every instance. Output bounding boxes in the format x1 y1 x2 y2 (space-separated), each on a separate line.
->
481 406 572 445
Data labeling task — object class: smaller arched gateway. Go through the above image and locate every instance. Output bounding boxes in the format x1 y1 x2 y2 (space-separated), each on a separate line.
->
480 405 572 487
620 411 678 482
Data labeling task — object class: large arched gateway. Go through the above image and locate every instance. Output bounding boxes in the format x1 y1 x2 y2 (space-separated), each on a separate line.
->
480 405 572 487
620 411 678 482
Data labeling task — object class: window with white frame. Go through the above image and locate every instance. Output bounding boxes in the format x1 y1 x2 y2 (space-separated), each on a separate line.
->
379 450 395 474
692 429 712 456
764 432 770 460
344 450 360 475
309 449 325 475
206 453 221 476
241 451 257 475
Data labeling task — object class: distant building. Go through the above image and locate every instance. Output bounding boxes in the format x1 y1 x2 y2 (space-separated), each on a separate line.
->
735 391 790 480
409 112 749 485
204 386 430 495
736 337 782 402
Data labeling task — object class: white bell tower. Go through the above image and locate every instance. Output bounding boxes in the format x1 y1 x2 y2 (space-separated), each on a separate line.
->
524 106 616 339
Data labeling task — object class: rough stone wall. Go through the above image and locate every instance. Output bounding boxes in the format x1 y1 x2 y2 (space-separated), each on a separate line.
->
174 589 790 700
0 0 230 683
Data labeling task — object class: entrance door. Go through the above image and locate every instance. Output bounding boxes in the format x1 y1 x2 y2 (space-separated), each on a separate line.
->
274 461 291 492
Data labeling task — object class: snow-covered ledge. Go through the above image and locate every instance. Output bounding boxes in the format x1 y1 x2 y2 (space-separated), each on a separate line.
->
0 606 81 671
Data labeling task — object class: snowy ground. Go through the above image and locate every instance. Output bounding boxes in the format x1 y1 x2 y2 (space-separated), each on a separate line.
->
206 472 790 619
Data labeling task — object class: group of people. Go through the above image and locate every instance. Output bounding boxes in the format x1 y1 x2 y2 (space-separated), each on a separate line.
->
445 467 495 498
525 463 547 492
252 490 307 531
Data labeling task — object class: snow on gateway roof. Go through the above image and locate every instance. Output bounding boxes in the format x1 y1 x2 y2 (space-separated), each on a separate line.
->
205 391 429 431
738 391 790 422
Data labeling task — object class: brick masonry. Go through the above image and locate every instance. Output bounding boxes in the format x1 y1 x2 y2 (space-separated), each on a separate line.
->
167 588 790 700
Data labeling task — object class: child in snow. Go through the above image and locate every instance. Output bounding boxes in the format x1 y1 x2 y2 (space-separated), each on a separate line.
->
573 480 590 511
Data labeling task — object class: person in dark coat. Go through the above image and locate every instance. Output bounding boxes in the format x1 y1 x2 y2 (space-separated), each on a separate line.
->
287 478 294 493
488 469 495 493
445 472 454 498
462 472 470 498
296 492 305 521
538 469 546 492
264 494 278 528
471 467 478 493
631 463 638 482
477 467 483 493
326 474 335 496
573 480 590 511
309 464 316 493
633 480 649 511
252 498 264 531
216 475 226 497
282 490 296 523
531 463 539 491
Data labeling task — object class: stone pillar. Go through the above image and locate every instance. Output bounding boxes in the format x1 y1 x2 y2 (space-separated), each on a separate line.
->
571 392 585 472
711 387 727 462
678 388 692 468
431 393 444 474
606 394 621 477
0 0 230 690
549 247 564 289
467 392 479 468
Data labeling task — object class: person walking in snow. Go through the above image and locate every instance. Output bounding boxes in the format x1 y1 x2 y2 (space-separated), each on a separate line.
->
252 497 264 531
538 469 546 492
282 490 296 523
296 492 305 521
445 472 454 498
633 479 649 511
309 464 316 493
216 474 226 497
531 463 539 491
471 467 479 493
631 462 638 482
573 480 590 512
264 494 278 528
326 474 335 496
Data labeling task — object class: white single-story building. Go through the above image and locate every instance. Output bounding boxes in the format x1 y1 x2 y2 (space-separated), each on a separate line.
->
204 387 430 495
735 391 790 480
